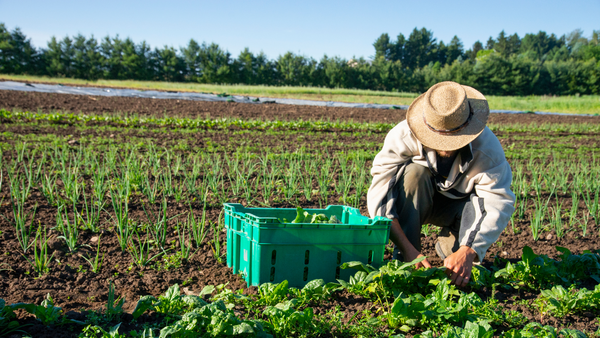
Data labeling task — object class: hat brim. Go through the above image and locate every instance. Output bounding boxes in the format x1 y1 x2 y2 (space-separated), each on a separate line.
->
406 85 490 151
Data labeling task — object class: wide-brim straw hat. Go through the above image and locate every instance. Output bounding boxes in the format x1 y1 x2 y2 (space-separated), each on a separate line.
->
406 81 490 151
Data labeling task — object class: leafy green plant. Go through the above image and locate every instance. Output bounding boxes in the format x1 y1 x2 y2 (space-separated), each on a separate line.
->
79 323 124 338
0 299 31 336
261 299 318 337
256 280 290 306
502 322 586 338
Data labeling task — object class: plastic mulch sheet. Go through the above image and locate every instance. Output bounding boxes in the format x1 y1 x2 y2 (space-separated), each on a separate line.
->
0 81 575 115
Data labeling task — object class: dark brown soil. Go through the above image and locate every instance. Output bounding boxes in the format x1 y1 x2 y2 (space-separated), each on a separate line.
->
1 89 599 337
2 88 600 125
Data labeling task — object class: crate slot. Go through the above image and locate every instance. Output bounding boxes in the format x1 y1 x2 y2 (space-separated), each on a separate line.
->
305 250 310 264
368 250 373 264
271 250 276 265
303 267 309 281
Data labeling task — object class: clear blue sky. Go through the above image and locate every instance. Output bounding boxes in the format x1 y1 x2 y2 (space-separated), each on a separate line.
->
1 0 599 60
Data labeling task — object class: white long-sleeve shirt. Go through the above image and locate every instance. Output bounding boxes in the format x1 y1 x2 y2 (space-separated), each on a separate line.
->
367 120 515 262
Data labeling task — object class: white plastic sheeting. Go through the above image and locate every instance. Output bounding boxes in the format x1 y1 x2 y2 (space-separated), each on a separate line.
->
0 81 578 115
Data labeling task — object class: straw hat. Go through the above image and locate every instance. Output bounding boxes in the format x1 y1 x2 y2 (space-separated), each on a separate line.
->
406 81 490 151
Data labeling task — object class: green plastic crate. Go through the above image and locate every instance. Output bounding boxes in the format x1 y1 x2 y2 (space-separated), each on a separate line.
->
223 203 391 288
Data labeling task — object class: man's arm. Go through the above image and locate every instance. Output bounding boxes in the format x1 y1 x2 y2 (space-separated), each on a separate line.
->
390 218 431 269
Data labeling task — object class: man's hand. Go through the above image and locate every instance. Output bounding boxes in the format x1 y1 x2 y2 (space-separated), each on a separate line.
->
444 246 477 287
389 218 431 269
403 248 432 269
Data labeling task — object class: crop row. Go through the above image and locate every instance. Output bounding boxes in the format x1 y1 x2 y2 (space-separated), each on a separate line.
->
2 245 599 337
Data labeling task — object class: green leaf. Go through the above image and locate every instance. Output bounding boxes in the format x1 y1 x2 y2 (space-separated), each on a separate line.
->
198 285 215 298
163 284 180 302
132 296 157 319
233 322 255 334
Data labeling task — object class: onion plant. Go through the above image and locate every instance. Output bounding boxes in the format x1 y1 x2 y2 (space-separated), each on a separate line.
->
569 192 579 230
40 173 59 207
80 236 104 273
581 187 599 229
300 159 315 201
530 196 551 241
188 195 208 248
56 204 80 252
22 224 55 275
127 228 164 268
551 202 564 239
109 187 130 251
9 201 36 253
283 158 300 200
316 159 334 207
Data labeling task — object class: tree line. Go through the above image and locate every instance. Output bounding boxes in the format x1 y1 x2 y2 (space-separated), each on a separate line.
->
1 23 599 95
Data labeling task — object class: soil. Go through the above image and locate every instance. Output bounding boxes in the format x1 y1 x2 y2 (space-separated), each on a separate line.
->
1 89 599 337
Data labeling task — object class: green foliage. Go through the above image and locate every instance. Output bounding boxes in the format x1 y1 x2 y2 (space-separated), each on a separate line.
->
158 300 270 338
2 22 600 95
494 246 600 290
0 298 30 336
282 206 341 224
502 322 586 338
79 323 124 338
261 299 317 337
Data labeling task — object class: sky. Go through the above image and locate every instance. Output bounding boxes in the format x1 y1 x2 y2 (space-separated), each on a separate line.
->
1 0 599 60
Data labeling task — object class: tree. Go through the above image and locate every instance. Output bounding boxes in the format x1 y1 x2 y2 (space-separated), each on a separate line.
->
404 27 438 69
154 45 184 82
373 33 392 60
276 52 318 86
197 42 233 84
520 31 564 59
445 36 464 64
466 41 483 61
45 36 65 76
0 25 40 74
181 39 202 81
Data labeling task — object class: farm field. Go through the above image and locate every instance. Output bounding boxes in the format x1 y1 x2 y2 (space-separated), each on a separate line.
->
2 75 600 115
1 89 600 337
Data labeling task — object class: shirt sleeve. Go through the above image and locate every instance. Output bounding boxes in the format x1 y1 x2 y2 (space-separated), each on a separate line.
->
458 160 515 262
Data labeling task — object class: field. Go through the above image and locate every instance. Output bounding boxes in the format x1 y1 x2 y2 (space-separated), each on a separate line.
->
2 75 600 115
1 88 600 337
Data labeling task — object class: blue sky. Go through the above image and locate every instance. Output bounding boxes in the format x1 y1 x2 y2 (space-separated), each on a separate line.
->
1 0 599 60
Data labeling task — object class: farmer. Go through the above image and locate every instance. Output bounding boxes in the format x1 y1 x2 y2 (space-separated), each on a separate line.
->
367 81 515 287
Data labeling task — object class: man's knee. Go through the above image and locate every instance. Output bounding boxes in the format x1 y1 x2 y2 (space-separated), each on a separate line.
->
402 163 433 195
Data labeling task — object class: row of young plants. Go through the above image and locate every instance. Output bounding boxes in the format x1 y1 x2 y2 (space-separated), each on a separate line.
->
1 139 598 264
4 107 600 135
2 246 599 337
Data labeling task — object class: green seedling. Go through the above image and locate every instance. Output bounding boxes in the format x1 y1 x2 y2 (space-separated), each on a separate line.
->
22 224 55 276
79 236 104 273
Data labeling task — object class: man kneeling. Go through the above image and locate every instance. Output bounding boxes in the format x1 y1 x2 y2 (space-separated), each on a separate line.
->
367 81 515 287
